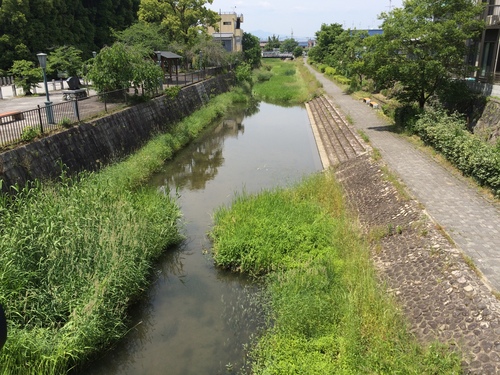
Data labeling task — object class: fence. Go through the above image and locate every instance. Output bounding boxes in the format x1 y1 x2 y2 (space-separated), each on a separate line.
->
0 66 227 149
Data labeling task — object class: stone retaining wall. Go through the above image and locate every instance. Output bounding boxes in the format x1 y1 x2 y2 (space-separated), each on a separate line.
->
0 73 234 192
474 98 500 143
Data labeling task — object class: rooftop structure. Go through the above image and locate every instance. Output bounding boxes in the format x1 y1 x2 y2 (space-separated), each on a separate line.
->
208 12 244 52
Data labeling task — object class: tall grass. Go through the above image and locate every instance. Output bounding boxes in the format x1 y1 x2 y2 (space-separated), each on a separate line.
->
210 172 462 374
0 88 249 374
252 59 320 104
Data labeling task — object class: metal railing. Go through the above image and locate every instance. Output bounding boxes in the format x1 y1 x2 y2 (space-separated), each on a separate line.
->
0 66 228 149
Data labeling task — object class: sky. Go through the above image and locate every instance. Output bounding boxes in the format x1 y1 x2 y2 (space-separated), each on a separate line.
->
207 0 403 40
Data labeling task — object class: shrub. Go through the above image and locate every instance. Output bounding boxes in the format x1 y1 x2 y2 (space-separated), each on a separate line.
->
164 86 181 99
20 126 40 142
235 62 252 84
324 66 337 76
256 71 273 82
414 108 500 195
58 117 73 128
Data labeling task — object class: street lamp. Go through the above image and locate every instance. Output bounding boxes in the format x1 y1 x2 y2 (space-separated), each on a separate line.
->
156 51 163 91
37 53 54 124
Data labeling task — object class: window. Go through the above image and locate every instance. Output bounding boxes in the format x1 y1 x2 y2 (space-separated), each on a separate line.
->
223 21 231 25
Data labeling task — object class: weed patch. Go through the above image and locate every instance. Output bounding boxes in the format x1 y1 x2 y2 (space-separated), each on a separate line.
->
210 172 461 374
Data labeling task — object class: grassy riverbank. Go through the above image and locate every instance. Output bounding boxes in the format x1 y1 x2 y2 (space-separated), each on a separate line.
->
252 58 321 104
0 88 249 374
210 172 461 373
210 61 462 373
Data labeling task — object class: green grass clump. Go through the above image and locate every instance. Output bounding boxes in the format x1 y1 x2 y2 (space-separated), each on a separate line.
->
0 173 182 374
252 59 320 104
210 172 462 374
0 88 249 374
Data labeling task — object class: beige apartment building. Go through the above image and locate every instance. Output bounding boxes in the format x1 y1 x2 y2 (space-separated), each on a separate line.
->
207 12 244 52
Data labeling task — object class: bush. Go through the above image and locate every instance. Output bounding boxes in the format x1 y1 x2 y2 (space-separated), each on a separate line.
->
394 104 423 131
164 86 181 99
235 62 252 84
414 108 500 195
58 117 73 128
20 126 40 142
333 75 350 85
324 66 337 76
256 71 273 82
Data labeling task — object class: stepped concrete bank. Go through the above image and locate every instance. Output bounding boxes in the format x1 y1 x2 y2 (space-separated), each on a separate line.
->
0 74 234 192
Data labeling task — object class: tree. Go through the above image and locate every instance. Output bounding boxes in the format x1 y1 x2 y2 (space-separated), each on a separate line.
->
88 42 162 94
47 46 83 77
293 46 303 59
9 60 42 95
328 29 368 85
373 0 484 109
113 21 170 55
242 32 261 67
191 37 230 68
280 38 299 53
0 0 139 71
264 35 280 51
308 23 343 63
138 0 219 45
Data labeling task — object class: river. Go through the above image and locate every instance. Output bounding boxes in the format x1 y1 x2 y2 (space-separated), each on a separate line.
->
85 101 322 374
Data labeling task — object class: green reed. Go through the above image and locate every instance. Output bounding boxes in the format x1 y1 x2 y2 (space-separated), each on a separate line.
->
211 172 461 374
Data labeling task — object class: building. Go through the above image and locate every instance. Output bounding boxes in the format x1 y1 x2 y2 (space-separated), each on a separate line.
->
208 12 244 52
476 0 500 83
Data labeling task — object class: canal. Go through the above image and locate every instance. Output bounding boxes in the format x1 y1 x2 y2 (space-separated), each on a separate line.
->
86 101 322 374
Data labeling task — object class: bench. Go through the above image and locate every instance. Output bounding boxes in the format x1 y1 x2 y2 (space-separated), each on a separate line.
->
369 101 379 109
0 111 24 124
363 97 371 104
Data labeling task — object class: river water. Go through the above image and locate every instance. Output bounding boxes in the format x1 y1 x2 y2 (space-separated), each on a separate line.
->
86 101 322 374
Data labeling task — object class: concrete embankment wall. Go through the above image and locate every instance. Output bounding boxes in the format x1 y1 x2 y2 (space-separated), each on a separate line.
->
0 74 234 192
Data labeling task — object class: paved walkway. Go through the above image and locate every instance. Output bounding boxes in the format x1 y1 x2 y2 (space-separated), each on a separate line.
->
306 63 500 293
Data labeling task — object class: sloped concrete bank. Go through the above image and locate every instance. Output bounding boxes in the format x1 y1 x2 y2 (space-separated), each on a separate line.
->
0 74 234 192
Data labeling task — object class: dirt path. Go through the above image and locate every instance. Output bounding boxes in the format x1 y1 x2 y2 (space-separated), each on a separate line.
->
306 95 500 374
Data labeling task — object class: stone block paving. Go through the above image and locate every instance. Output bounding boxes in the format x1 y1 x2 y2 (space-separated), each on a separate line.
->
304 62 500 373
335 156 500 374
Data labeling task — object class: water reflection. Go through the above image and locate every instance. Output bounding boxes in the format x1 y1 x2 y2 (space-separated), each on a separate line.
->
162 113 245 191
83 102 321 375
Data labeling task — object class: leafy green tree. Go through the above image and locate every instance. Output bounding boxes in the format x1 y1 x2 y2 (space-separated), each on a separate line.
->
192 37 231 68
47 46 83 77
280 38 298 53
373 0 484 108
9 60 42 95
88 43 134 92
242 32 261 67
131 56 164 95
308 23 343 63
88 42 161 94
0 0 139 71
138 0 219 45
113 21 170 55
293 46 303 59
264 35 280 51
329 29 368 84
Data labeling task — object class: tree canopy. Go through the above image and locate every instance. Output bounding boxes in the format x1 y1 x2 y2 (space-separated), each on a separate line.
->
370 0 484 108
0 0 140 71
137 0 219 45
242 32 261 68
